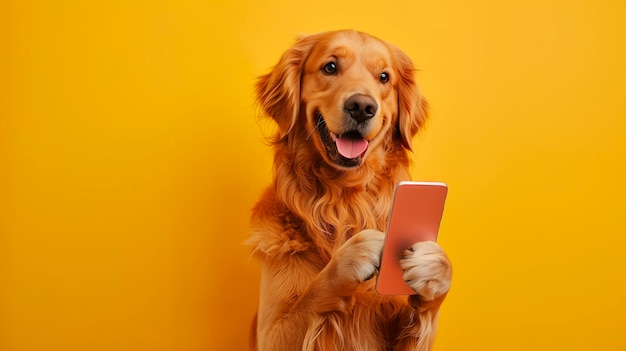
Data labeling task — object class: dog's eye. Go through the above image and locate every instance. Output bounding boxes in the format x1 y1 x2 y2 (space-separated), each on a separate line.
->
322 62 338 75
379 72 390 83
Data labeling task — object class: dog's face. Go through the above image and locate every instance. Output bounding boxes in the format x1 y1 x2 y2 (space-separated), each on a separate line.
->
300 32 397 168
256 30 428 170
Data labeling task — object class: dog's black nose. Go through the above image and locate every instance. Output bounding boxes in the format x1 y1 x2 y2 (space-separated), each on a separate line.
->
344 94 378 123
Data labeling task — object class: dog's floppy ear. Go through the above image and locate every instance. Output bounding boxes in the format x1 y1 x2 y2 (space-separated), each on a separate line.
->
256 34 320 140
391 45 429 150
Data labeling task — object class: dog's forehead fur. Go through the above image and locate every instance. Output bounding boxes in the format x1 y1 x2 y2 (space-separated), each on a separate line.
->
303 31 393 76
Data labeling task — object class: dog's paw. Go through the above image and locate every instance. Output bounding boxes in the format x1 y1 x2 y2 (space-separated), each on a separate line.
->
334 229 385 284
400 241 452 301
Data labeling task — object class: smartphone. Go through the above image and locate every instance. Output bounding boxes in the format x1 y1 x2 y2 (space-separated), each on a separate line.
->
376 181 448 295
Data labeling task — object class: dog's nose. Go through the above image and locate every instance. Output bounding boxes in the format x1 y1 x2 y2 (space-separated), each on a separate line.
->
344 94 378 123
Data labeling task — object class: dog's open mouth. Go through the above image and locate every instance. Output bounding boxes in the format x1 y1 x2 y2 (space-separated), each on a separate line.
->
316 114 369 168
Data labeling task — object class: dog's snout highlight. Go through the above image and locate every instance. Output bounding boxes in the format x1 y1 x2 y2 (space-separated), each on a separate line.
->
344 94 378 123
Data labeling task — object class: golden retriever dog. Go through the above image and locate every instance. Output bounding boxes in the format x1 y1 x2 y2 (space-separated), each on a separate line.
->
247 30 452 351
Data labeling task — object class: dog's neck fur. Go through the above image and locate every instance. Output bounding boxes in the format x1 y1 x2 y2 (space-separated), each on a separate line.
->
271 131 412 261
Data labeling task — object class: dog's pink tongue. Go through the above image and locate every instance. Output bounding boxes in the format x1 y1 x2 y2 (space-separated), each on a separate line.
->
335 137 368 158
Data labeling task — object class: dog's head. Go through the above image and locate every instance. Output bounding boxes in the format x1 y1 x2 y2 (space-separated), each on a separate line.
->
256 30 428 170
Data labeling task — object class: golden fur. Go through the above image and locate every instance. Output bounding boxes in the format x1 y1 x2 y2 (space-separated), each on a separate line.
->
247 30 452 351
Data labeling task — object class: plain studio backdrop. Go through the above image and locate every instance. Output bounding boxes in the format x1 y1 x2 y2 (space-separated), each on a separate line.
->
1 1 625 350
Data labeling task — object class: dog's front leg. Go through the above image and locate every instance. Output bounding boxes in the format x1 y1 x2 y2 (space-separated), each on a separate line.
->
401 241 452 301
394 241 452 351
255 229 384 351
313 229 386 307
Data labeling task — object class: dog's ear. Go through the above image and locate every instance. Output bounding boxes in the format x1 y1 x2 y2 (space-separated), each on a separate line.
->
391 45 429 150
256 34 320 140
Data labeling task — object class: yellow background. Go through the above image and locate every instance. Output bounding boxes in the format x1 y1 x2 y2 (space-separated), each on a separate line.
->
1 0 625 350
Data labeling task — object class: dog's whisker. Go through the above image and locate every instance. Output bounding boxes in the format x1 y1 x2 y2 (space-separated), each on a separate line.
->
306 117 325 140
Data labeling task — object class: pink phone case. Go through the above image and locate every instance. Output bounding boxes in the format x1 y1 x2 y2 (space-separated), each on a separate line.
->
376 181 448 295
